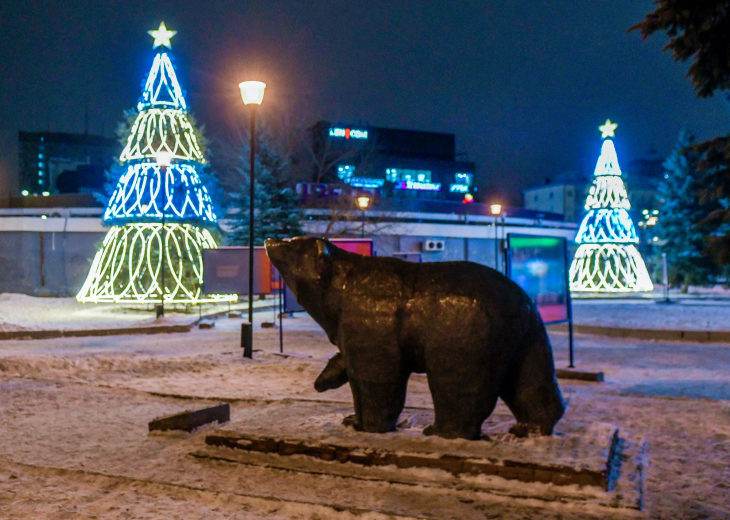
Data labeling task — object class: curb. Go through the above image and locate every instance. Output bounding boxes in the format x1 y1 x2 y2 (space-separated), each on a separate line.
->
0 323 194 341
547 323 730 343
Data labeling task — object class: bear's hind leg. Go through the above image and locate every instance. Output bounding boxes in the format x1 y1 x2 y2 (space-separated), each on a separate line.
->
425 380 498 440
347 376 408 433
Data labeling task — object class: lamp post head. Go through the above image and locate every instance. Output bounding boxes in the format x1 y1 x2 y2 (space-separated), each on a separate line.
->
155 151 173 168
239 81 266 105
357 196 370 210
490 204 502 216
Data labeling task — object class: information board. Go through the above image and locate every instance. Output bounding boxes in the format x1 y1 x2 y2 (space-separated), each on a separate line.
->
202 247 272 295
506 235 571 325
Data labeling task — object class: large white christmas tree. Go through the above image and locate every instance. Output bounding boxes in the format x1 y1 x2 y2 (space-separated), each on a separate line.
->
569 120 654 292
77 23 236 305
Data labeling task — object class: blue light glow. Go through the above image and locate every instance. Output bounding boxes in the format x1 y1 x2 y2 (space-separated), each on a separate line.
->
349 177 385 189
454 173 473 186
449 183 469 193
574 208 638 244
138 53 186 111
337 165 355 183
104 162 216 224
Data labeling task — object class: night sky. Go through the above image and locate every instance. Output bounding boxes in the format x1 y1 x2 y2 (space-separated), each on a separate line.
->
1 0 727 202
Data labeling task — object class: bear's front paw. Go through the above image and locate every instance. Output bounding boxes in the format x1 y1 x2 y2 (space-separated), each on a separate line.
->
342 414 362 431
423 424 436 436
509 422 551 438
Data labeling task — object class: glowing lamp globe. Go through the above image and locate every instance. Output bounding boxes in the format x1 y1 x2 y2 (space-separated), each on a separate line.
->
155 151 173 168
357 196 370 210
239 81 266 105
490 204 502 216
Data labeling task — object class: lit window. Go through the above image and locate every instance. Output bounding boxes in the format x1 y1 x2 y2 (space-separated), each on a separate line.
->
337 165 355 183
38 171 43 177
386 168 431 183
38 180 43 185
38 153 44 159
38 162 44 168
454 173 473 186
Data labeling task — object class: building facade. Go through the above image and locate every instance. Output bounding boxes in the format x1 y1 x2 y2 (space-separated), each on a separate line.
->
19 131 118 196
309 121 477 203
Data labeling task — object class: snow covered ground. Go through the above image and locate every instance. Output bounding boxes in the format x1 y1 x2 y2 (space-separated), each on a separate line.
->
2 292 729 334
0 312 729 519
573 298 730 331
0 293 270 332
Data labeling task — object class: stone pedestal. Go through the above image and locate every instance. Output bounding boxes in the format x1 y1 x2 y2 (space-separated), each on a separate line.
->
192 401 644 511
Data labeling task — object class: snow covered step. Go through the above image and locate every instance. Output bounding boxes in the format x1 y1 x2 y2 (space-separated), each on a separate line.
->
191 401 644 510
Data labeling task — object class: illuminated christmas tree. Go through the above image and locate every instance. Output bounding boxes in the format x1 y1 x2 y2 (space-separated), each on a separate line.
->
77 23 236 305
569 120 654 292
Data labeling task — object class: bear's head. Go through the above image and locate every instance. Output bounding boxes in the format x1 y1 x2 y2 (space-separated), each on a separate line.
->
265 237 335 316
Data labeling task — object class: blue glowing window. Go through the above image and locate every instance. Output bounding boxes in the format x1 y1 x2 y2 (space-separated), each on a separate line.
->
337 165 355 183
386 168 432 183
454 173 473 186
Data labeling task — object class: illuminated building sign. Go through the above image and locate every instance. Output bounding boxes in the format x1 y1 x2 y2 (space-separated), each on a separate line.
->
350 177 385 189
329 127 368 139
449 183 469 193
395 180 441 191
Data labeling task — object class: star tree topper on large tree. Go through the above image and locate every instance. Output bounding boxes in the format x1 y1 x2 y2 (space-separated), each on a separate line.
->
76 23 235 305
569 120 654 293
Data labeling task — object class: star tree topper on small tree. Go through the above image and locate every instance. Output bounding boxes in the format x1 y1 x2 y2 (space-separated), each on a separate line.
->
569 120 654 293
77 22 235 305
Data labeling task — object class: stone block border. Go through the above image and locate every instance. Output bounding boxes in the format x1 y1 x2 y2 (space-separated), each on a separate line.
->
548 323 730 343
0 323 193 341
205 430 616 490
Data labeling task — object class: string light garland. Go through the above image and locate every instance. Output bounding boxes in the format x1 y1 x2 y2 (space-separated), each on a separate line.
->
78 224 237 304
77 23 234 305
569 122 654 293
120 109 205 163
104 163 216 224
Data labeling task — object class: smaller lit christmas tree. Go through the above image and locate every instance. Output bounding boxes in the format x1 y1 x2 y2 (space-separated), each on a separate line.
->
569 120 654 292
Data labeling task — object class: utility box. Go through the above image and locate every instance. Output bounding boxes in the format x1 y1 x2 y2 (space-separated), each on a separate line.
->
422 239 445 252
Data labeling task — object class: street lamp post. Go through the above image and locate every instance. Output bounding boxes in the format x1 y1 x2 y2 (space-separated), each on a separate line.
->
239 81 266 359
490 204 502 272
357 196 370 238
155 151 173 318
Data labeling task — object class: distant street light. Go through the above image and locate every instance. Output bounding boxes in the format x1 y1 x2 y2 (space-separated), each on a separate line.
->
490 204 502 272
155 152 174 318
357 196 370 238
239 81 266 359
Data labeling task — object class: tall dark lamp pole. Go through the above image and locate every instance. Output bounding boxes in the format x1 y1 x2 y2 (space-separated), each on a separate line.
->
357 196 370 238
239 81 266 359
155 151 173 318
490 203 502 272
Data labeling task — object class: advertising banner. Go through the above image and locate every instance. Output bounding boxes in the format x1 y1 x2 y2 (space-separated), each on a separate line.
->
506 235 571 325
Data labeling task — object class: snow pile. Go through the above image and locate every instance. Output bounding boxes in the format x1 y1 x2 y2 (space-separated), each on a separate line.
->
0 293 196 332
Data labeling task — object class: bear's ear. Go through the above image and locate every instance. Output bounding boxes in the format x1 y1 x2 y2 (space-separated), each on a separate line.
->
316 239 331 258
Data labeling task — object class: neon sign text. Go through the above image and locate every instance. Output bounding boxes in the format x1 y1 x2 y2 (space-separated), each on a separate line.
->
329 127 368 139
395 180 441 191
350 177 385 189
449 183 469 193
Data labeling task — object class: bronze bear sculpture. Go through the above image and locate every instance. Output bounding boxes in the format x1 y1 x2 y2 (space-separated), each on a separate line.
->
265 237 565 440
